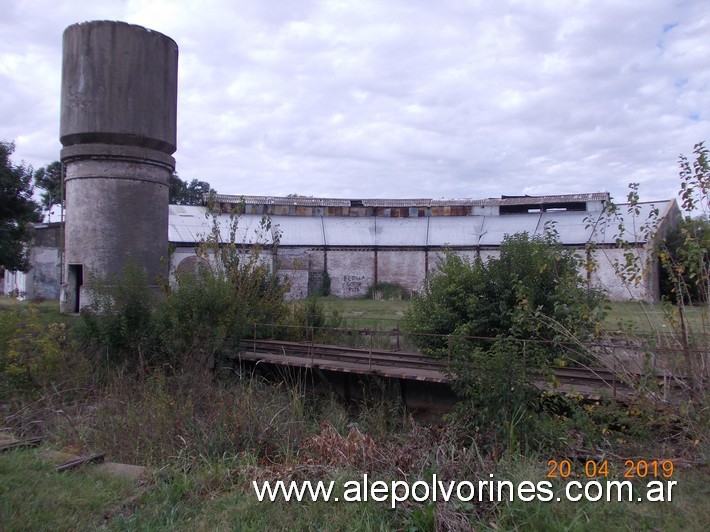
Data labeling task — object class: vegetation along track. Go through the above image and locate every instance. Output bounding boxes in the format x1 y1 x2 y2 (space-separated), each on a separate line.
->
236 338 688 398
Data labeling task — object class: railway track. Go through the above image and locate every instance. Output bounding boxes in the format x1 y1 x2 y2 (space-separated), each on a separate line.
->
235 338 687 397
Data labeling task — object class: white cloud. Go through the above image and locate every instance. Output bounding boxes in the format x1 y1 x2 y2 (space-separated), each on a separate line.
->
0 0 707 203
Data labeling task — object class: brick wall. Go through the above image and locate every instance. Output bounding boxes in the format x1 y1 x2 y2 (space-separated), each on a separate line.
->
328 250 375 297
377 250 425 293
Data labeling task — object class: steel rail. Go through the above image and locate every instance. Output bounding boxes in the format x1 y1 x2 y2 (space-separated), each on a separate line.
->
234 338 688 395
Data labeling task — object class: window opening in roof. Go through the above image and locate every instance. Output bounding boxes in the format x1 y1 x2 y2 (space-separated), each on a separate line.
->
499 201 587 215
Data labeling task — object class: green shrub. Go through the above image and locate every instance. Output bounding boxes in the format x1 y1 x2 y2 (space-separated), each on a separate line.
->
157 259 287 366
448 340 540 451
78 212 290 371
289 296 326 339
366 282 412 301
288 296 345 344
403 232 607 363
77 259 159 367
320 269 331 296
403 231 607 449
0 305 72 397
660 216 710 304
157 263 247 368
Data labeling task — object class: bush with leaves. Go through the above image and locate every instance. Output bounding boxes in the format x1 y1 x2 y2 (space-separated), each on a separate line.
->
663 142 709 308
320 269 331 296
77 259 159 367
157 259 287 368
659 142 708 394
660 215 710 304
79 210 290 370
287 296 344 343
404 231 607 364
0 306 72 398
291 296 326 332
595 142 708 396
402 231 607 449
446 339 539 449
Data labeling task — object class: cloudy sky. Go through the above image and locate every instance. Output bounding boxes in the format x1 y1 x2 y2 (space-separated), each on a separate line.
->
1 0 707 204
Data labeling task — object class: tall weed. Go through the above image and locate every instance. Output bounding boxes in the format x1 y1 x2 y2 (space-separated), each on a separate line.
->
0 305 79 399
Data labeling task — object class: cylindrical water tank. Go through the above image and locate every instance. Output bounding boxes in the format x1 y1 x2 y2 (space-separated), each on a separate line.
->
59 20 178 312
60 20 178 155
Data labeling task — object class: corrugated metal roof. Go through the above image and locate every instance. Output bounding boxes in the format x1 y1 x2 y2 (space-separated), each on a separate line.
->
428 217 485 246
169 200 672 248
206 192 610 208
478 214 542 246
322 217 374 246
430 199 482 206
485 193 609 205
362 199 432 207
374 218 429 246
208 194 351 207
276 216 325 246
169 206 275 245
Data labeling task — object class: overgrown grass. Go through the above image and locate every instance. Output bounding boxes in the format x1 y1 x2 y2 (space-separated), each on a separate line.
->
111 464 397 530
1 294 704 337
2 418 708 530
1 294 709 530
604 300 707 334
0 448 136 530
478 457 710 531
317 296 409 329
0 295 78 327
315 297 707 336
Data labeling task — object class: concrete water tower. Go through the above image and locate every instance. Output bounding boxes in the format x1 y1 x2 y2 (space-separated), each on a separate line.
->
59 21 178 312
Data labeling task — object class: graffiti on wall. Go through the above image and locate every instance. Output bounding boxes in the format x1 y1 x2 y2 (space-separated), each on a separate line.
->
342 274 367 296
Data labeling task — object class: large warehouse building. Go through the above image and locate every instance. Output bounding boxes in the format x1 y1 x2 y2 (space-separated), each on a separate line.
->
170 192 679 302
2 191 680 305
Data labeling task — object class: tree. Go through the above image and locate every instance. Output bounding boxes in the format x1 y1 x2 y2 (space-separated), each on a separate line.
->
657 142 709 397
672 141 709 306
660 215 710 304
0 141 42 272
168 173 215 205
33 161 63 213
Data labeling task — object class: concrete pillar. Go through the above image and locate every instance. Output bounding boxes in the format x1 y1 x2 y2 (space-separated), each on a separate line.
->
59 21 178 312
